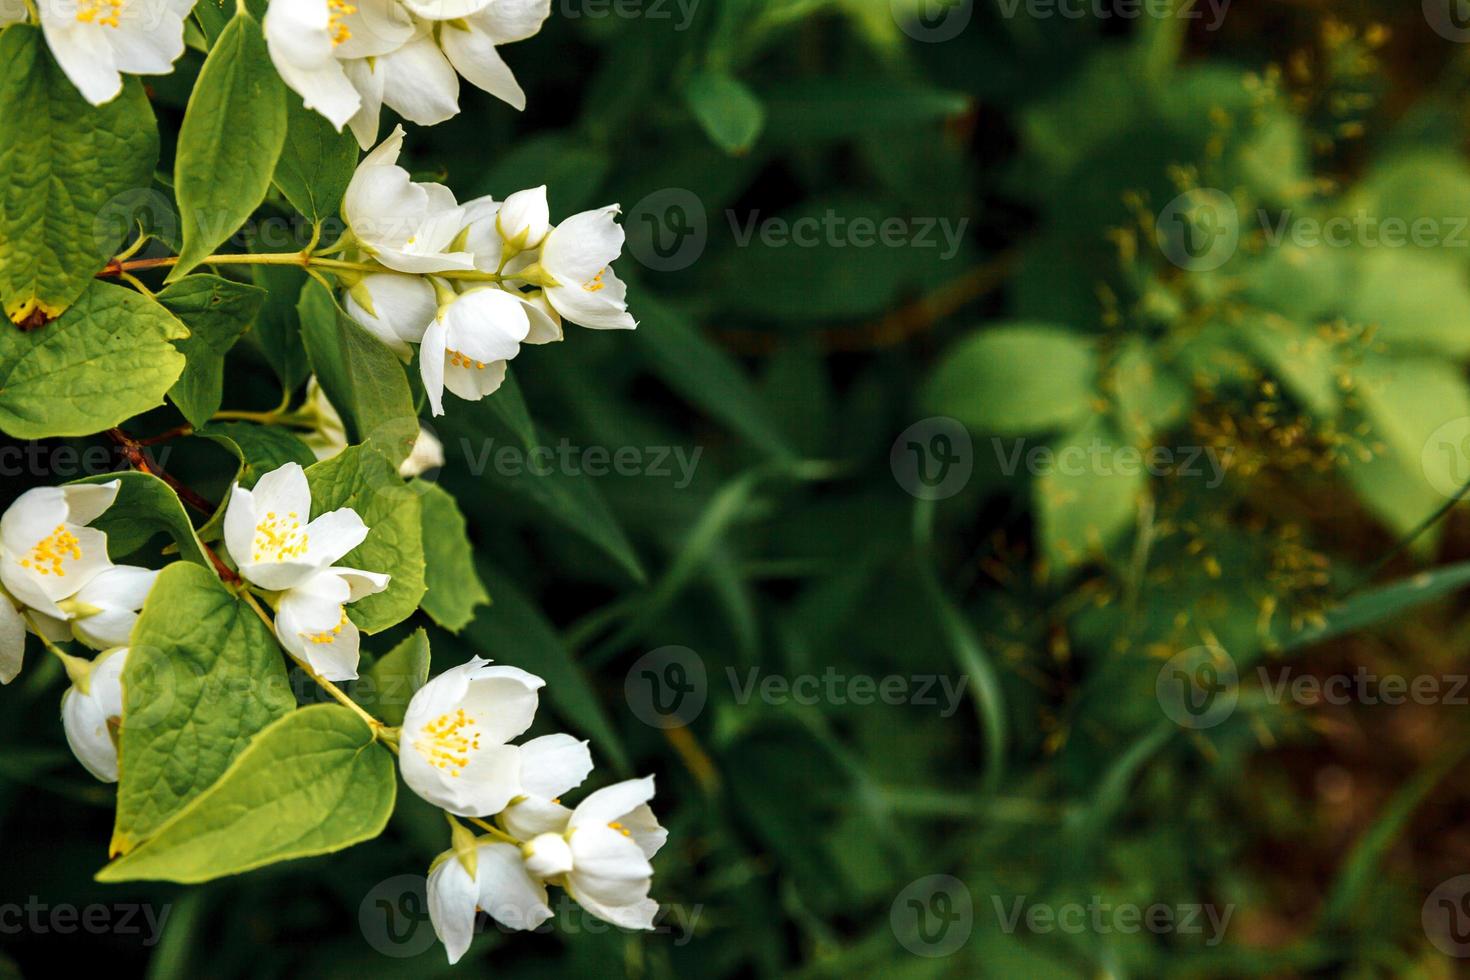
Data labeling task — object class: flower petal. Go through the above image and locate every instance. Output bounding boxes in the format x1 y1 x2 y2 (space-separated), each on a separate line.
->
0 597 24 684
441 20 525 110
569 775 657 831
379 34 461 127
517 733 593 800
60 480 120 527
303 508 371 569
476 841 553 931
420 315 450 417
427 851 480 965
462 663 544 744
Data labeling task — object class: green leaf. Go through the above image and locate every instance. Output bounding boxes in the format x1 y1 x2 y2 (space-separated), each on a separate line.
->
170 11 286 280
1347 251 1470 358
634 293 793 458
925 323 1097 435
112 563 295 855
273 93 358 225
1276 561 1470 652
417 482 489 632
685 70 766 154
249 263 310 391
1035 417 1147 572
158 275 267 427
0 25 159 323
68 471 209 567
1345 355 1470 538
361 628 430 728
0 281 187 439
298 280 418 466
305 445 426 633
99 705 395 883
472 563 630 775
1239 313 1342 417
1108 339 1189 445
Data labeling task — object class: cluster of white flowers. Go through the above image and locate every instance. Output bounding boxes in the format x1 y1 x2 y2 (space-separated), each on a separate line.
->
0 481 158 781
399 658 665 962
339 126 636 416
264 0 550 147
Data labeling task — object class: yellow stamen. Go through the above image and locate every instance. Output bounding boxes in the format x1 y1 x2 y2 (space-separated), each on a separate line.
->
329 0 357 46
300 608 349 646
252 511 308 564
19 524 82 577
414 709 483 778
447 349 488 370
75 0 123 28
582 268 607 293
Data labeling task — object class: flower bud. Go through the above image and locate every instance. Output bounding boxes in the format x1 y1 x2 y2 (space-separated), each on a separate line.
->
498 186 551 251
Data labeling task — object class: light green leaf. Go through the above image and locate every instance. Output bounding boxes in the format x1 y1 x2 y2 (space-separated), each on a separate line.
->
158 275 267 427
925 323 1097 435
1035 417 1147 573
112 563 295 855
170 11 286 280
273 93 358 225
361 628 430 728
417 482 489 632
68 471 209 567
0 281 187 439
685 70 766 154
0 25 159 323
298 280 418 466
99 705 395 883
305 445 426 633
1347 251 1470 358
1239 313 1343 417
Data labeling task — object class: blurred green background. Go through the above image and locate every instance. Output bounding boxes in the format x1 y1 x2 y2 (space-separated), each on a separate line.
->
14 0 1470 976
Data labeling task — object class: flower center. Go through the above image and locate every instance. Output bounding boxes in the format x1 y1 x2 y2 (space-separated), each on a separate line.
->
252 512 308 564
329 0 356 46
300 607 348 646
19 524 82 577
76 0 123 28
582 268 607 293
414 709 483 778
447 349 488 371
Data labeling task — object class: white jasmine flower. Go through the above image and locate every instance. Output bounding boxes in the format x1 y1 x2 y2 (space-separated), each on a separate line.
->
439 0 551 111
399 657 545 815
498 733 592 840
59 564 158 651
428 840 553 964
263 0 412 142
538 206 637 331
36 0 193 106
419 286 530 416
222 462 373 592
60 646 129 782
343 126 476 274
0 481 119 619
522 776 665 930
344 271 437 361
273 564 388 681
